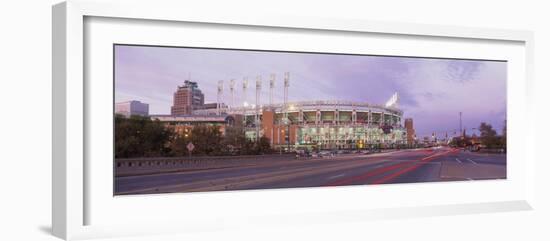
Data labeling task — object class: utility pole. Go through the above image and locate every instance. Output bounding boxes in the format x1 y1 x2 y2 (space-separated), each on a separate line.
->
459 112 463 137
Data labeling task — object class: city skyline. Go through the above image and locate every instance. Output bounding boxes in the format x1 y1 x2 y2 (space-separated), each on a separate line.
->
115 44 507 138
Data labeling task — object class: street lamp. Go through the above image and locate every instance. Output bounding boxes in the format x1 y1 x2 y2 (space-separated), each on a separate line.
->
280 129 285 154
287 124 290 152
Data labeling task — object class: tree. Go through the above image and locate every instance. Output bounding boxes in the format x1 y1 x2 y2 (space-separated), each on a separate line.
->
115 114 173 158
169 132 191 156
221 126 248 154
479 122 499 149
255 136 273 154
116 116 276 157
449 135 471 148
189 125 223 155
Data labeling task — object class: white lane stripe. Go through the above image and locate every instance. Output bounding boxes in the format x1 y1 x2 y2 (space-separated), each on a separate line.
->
455 158 462 164
467 158 478 164
420 150 453 161
328 174 345 179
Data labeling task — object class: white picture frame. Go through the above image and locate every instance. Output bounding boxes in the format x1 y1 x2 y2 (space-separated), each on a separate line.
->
52 0 535 240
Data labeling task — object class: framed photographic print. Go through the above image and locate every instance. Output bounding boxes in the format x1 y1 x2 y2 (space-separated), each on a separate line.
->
53 0 535 240
113 44 508 195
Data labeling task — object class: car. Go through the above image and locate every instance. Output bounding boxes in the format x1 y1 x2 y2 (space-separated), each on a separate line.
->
319 151 333 157
295 149 312 158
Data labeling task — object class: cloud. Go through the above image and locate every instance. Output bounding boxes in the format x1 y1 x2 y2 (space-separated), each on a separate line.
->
445 61 482 83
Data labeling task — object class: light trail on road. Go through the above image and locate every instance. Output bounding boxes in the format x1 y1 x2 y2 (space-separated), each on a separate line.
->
115 147 506 195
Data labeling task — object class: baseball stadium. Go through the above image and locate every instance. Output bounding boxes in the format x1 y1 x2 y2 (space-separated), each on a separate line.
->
139 78 408 151
189 96 406 150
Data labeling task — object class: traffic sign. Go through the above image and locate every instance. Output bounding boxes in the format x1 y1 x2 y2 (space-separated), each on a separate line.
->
187 142 195 152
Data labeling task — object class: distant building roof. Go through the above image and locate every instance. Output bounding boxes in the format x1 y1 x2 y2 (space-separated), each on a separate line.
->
150 114 229 123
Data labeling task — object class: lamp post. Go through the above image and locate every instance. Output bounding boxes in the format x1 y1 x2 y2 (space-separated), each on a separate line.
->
280 128 285 154
287 123 290 152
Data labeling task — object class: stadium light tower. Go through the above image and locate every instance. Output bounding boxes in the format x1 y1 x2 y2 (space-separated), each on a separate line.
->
229 79 235 111
269 73 275 106
268 75 275 146
283 72 290 152
255 76 262 142
283 72 290 120
217 80 223 116
242 77 249 106
242 77 248 122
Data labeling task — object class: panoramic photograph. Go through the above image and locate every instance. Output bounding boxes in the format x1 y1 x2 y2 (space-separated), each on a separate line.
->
113 44 507 195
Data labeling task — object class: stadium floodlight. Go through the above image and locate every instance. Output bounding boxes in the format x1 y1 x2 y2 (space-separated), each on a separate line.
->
269 73 275 106
217 80 224 115
229 79 235 110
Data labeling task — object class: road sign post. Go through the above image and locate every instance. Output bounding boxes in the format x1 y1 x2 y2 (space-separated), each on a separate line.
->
187 142 195 157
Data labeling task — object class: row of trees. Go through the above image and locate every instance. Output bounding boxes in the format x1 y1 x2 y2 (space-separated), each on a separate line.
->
449 122 506 150
478 122 506 149
115 114 172 158
115 114 273 158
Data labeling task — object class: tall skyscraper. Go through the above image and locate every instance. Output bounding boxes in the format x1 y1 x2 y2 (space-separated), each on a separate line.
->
405 118 415 145
170 80 205 115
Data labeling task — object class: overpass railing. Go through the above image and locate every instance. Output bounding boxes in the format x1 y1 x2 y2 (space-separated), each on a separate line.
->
115 154 296 177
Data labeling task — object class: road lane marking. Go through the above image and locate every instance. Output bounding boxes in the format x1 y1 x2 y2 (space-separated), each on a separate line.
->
455 158 462 164
371 149 457 185
467 158 478 164
328 174 346 180
326 150 452 186
120 149 460 194
324 162 411 186
120 157 395 194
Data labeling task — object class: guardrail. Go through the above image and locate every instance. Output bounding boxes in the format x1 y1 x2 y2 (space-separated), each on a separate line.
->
115 154 296 177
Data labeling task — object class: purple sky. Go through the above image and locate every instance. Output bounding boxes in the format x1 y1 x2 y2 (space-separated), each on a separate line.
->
115 45 507 138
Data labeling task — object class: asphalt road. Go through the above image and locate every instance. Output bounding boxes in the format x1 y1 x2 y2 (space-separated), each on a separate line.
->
115 147 506 195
